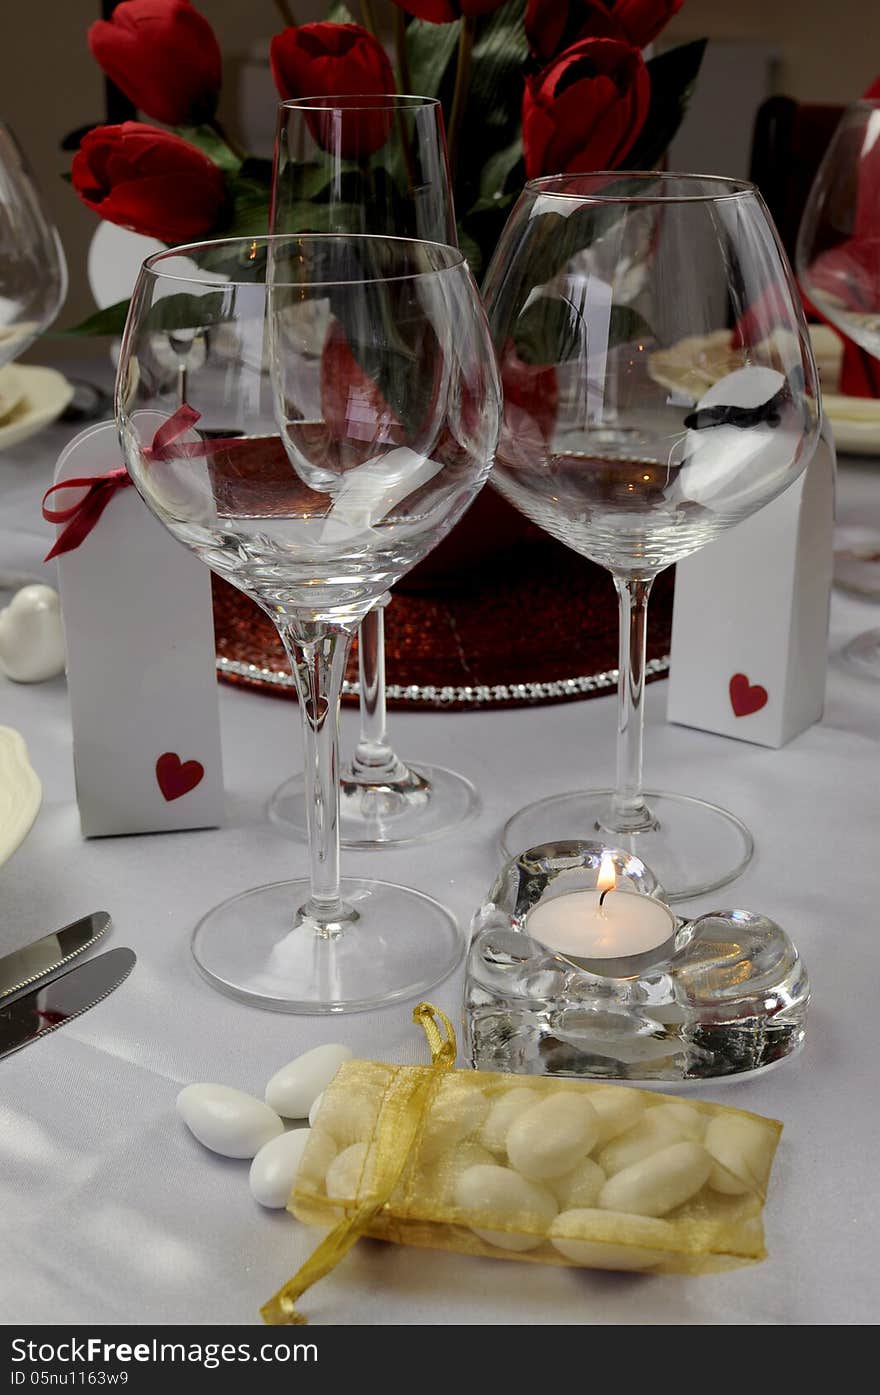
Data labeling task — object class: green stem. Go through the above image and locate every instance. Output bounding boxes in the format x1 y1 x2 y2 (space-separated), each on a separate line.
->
394 6 413 94
359 0 379 37
273 0 296 26
209 116 247 164
447 17 476 188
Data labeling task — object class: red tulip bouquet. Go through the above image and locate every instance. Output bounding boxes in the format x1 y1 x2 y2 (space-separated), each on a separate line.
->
68 0 704 331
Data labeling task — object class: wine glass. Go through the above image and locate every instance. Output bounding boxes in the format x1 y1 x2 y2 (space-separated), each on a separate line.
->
116 234 500 1012
268 94 480 847
797 98 880 678
482 172 820 900
0 121 67 367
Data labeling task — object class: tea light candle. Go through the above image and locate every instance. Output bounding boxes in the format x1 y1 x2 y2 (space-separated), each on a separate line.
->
526 852 677 976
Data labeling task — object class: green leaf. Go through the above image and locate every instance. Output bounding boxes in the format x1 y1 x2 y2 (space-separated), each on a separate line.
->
60 299 131 337
513 295 653 366
223 174 271 238
626 40 708 170
454 0 528 236
457 225 484 279
406 16 462 102
478 133 524 202
145 290 230 334
175 124 242 175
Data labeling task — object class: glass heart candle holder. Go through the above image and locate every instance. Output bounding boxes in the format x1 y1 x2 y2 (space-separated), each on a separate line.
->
465 841 809 1082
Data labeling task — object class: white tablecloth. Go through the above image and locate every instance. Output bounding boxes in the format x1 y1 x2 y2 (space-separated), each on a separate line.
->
1 408 879 1326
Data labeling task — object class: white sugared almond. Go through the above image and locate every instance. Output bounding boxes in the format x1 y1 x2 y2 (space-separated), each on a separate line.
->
550 1209 676 1270
176 1084 283 1159
648 1101 706 1141
454 1163 558 1252
588 1087 645 1145
598 1141 712 1218
325 1141 370 1201
315 1080 385 1147
419 1085 489 1164
704 1114 777 1196
598 1106 701 1176
550 1157 606 1210
506 1092 600 1181
478 1088 539 1154
265 1044 353 1119
249 1128 311 1208
296 1129 338 1192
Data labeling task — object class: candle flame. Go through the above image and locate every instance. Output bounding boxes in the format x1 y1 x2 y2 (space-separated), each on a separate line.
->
597 853 617 896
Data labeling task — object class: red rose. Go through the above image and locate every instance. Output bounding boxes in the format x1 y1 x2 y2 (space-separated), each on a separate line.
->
71 123 227 243
522 36 650 179
390 0 508 22
270 23 396 160
526 0 683 64
87 0 221 128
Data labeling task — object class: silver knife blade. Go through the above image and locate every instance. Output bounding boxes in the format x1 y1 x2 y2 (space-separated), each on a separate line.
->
0 947 136 1061
0 911 112 1002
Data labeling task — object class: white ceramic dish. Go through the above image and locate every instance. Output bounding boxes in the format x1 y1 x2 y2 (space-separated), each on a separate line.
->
0 364 74 451
0 726 41 868
649 324 880 458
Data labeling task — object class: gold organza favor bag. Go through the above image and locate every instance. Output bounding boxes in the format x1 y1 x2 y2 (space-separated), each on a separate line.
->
262 1006 781 1324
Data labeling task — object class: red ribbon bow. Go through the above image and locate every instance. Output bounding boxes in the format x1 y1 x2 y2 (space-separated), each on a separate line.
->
41 405 202 562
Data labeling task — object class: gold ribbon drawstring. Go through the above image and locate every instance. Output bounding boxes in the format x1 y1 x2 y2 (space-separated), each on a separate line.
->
260 1002 457 1326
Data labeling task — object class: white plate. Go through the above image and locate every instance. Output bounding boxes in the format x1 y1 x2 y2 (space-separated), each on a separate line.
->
0 364 74 451
649 325 880 457
0 726 41 868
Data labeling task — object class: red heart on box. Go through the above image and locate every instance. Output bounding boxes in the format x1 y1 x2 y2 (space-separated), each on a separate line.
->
155 751 204 801
729 673 768 717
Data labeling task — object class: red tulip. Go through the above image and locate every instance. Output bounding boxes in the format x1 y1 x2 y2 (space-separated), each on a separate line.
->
525 0 683 64
610 0 684 48
87 0 221 128
390 0 508 22
522 36 650 179
71 123 227 243
270 23 396 160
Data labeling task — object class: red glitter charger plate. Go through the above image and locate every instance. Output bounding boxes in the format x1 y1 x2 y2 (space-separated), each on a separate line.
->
212 490 673 712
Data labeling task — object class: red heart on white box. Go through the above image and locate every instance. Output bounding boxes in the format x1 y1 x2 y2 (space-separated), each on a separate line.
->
729 673 768 717
155 751 204 801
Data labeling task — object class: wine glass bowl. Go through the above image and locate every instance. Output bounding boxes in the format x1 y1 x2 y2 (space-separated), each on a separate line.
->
484 172 820 897
117 234 500 1010
0 121 67 367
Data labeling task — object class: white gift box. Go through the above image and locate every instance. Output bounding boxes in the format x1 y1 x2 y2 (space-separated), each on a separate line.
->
50 420 224 836
667 422 834 749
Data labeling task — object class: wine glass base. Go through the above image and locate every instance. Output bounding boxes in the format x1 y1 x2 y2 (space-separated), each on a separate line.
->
191 878 466 1014
500 790 753 902
841 628 880 679
267 765 480 849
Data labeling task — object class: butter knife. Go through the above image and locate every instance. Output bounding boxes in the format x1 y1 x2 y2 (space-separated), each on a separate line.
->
0 947 136 1060
0 911 111 1002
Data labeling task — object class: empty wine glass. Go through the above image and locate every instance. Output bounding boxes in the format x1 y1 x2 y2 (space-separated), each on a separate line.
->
116 234 500 1011
483 172 820 899
268 94 480 847
0 121 67 367
797 98 880 677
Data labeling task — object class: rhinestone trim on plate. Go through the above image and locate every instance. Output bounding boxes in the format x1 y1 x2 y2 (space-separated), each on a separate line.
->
216 654 670 706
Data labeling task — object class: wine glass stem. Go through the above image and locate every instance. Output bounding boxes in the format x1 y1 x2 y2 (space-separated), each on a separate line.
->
277 620 355 929
351 600 408 783
609 573 658 834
